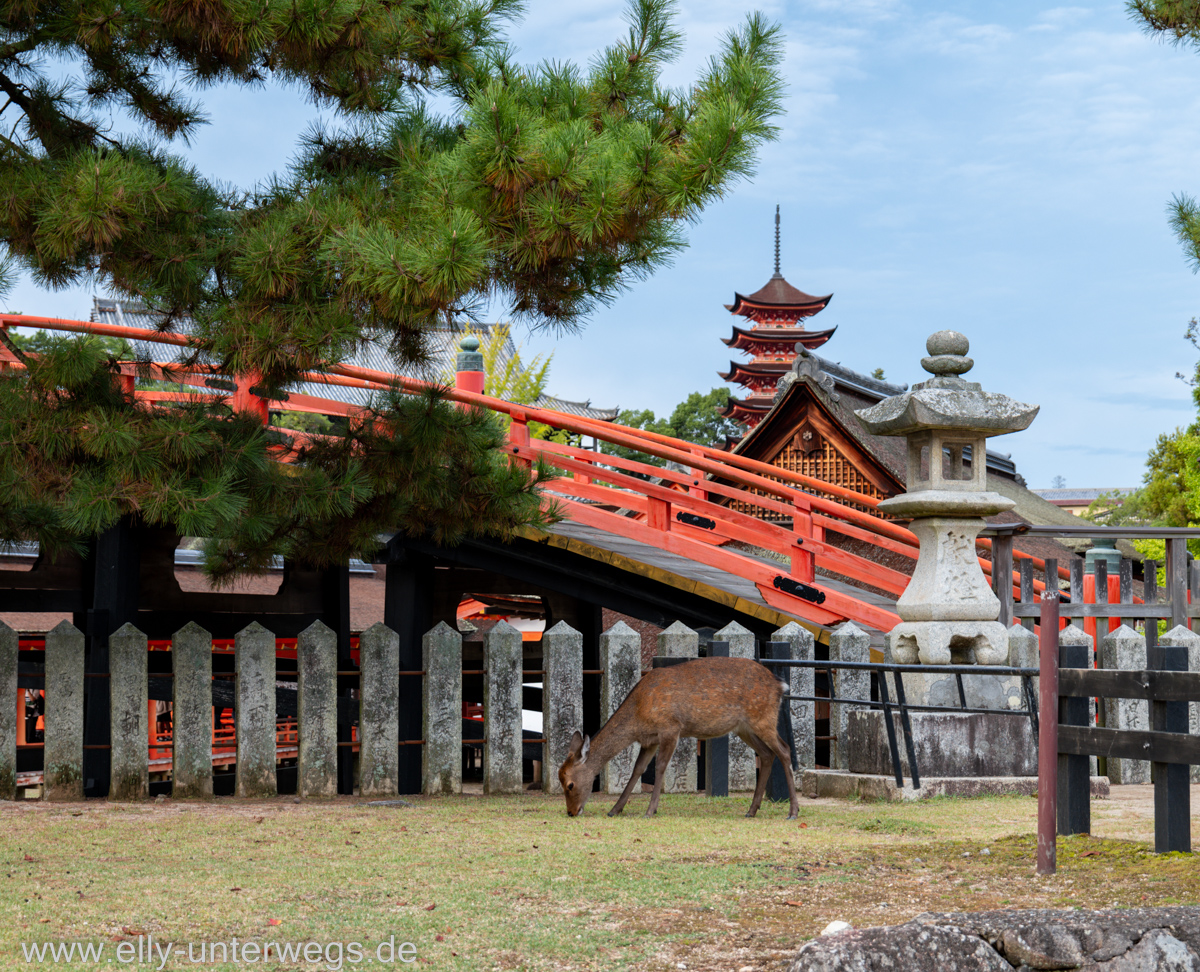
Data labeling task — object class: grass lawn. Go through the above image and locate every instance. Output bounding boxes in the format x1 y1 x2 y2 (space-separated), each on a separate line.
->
3 785 1198 971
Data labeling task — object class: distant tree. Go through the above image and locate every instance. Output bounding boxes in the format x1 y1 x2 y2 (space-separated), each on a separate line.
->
456 324 578 446
602 387 740 468
871 368 886 381
1051 475 1066 489
11 329 132 359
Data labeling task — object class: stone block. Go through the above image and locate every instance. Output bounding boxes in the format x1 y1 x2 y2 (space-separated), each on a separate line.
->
358 622 399 798
172 622 213 799
1099 624 1149 784
0 622 15 800
235 622 277 798
543 621 582 795
848 710 1038 777
1160 625 1200 783
483 621 523 795
658 621 697 793
423 621 462 795
716 621 756 791
829 622 870 771
889 620 1009 666
1007 623 1038 670
297 620 338 799
599 621 641 794
109 623 148 801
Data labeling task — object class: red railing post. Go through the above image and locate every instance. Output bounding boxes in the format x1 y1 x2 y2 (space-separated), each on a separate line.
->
688 448 706 500
647 497 671 534
454 336 485 395
791 496 816 584
232 371 269 424
509 407 531 466
1037 590 1060 876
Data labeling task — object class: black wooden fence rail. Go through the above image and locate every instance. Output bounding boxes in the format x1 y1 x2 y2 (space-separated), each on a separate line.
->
1037 592 1199 874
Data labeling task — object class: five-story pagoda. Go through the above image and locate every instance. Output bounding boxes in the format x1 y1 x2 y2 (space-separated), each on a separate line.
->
719 207 835 430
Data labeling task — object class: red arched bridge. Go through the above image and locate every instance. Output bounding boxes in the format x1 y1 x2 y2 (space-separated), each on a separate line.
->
0 313 1066 641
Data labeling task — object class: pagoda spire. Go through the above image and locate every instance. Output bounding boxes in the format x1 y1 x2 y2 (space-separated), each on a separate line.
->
773 204 781 278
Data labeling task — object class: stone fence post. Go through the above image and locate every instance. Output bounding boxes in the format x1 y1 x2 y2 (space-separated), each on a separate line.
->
109 623 148 801
1159 625 1200 783
543 621 582 795
599 621 640 794
483 620 523 795
716 621 756 790
359 622 400 797
774 622 814 771
829 622 869 771
172 622 213 799
423 621 462 795
44 621 85 800
235 622 277 798
1099 624 1148 784
298 620 338 798
0 621 17 800
658 621 697 793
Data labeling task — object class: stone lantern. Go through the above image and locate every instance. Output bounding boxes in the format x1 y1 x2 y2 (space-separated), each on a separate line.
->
856 331 1038 666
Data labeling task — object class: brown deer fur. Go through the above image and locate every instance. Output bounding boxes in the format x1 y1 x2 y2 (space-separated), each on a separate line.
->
557 657 800 818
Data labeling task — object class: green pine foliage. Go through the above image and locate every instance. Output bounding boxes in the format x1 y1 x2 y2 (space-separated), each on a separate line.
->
0 334 553 576
0 0 784 568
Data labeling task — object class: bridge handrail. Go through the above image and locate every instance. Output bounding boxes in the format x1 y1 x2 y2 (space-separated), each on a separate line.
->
0 313 1065 593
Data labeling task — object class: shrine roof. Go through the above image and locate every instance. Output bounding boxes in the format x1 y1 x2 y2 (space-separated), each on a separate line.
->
726 274 832 315
721 324 836 350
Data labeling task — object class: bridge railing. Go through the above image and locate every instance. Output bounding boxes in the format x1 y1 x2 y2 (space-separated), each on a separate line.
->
0 312 1060 628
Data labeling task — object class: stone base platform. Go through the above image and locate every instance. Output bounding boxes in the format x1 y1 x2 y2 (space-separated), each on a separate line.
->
801 769 1110 803
848 710 1038 778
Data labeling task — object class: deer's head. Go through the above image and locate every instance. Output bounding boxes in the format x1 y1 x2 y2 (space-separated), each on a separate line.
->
558 730 593 816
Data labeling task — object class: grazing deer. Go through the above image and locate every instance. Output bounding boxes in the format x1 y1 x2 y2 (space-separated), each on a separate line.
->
557 657 799 818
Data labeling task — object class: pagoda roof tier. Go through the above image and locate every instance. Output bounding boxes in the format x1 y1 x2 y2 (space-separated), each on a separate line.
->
719 396 772 428
726 274 832 320
721 324 836 354
718 359 792 393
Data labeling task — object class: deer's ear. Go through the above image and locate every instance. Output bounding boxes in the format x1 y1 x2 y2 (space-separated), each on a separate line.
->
580 735 591 763
567 730 584 758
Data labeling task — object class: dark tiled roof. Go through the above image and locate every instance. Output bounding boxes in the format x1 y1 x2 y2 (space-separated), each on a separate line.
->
734 273 832 308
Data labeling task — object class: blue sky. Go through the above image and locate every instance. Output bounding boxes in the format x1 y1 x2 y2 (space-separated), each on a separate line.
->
7 0 1200 489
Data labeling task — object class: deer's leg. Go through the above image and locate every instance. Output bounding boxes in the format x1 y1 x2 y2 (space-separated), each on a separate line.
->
741 732 774 818
646 735 678 817
763 729 800 820
609 744 657 817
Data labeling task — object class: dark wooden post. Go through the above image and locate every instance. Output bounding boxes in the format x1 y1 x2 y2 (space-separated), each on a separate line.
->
1037 591 1059 875
84 518 141 797
1168 539 1188 631
1058 632 1091 837
384 547 433 794
705 640 729 798
1153 641 1191 854
1069 560 1084 627
1145 560 1159 659
321 562 354 795
993 532 1014 628
1020 559 1035 631
1120 559 1133 633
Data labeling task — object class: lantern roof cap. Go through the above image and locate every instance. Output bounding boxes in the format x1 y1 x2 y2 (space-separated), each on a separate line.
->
854 331 1039 438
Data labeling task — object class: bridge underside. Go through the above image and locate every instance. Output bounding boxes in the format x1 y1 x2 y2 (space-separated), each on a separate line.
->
385 523 895 648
